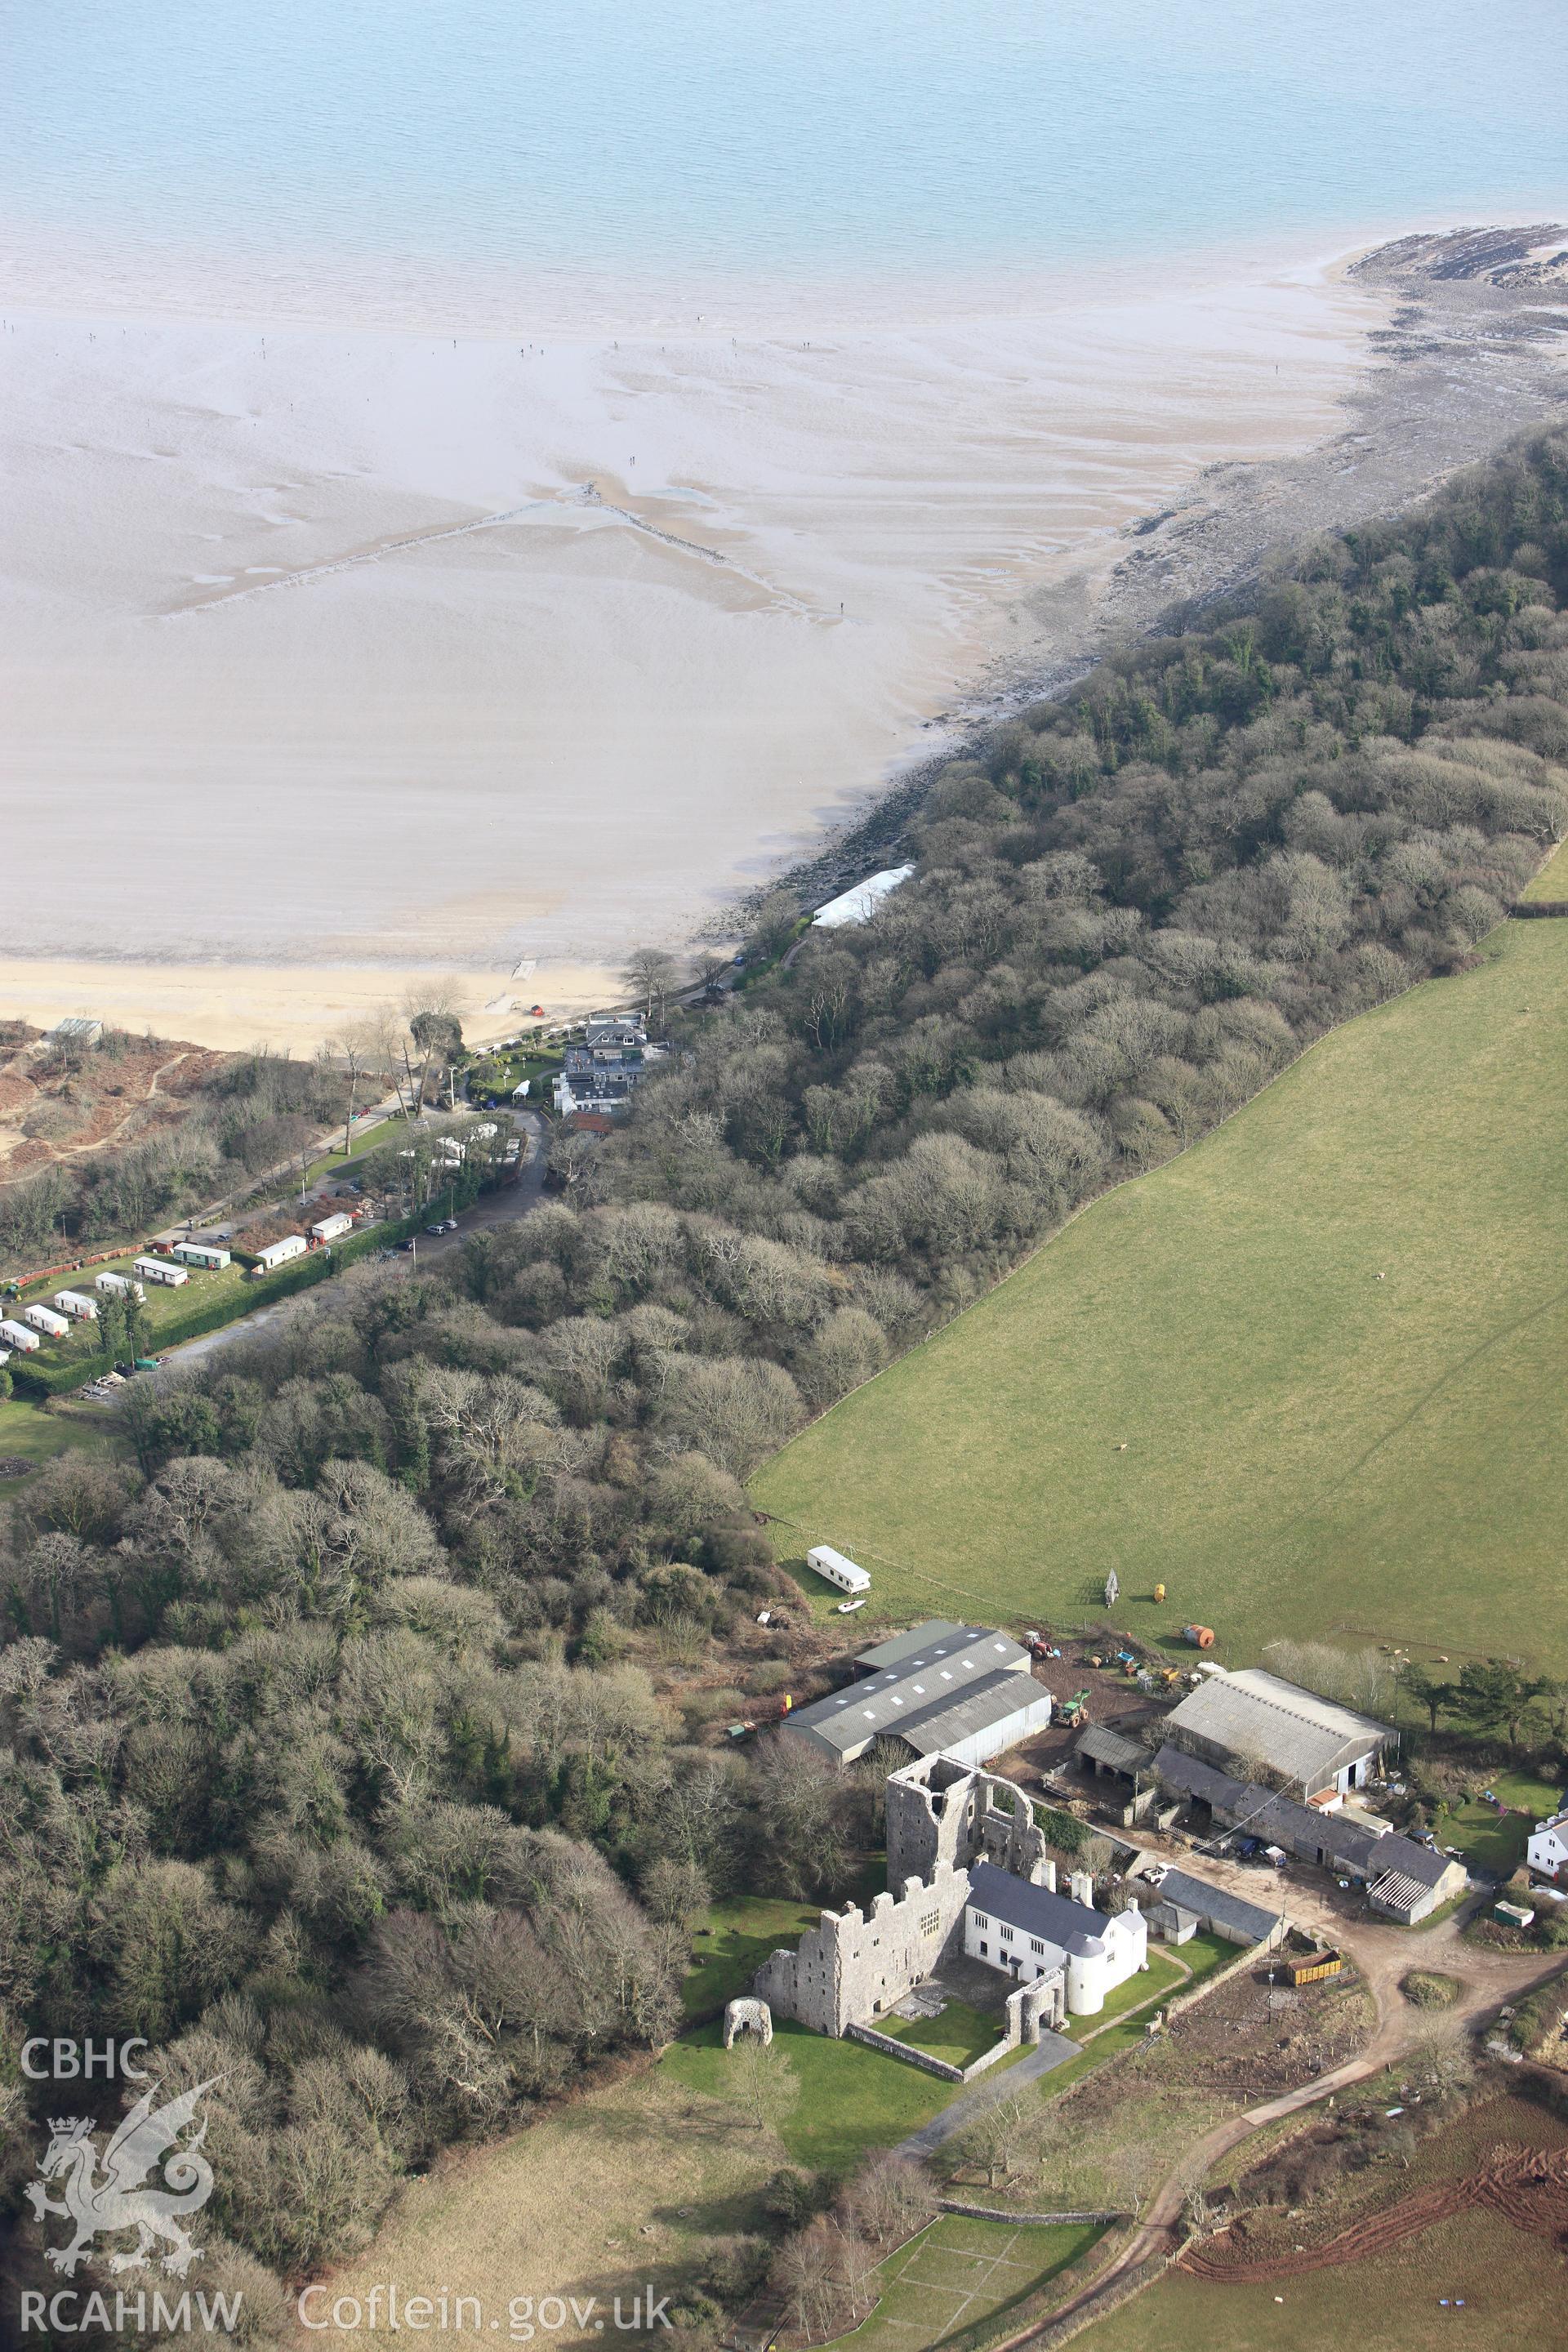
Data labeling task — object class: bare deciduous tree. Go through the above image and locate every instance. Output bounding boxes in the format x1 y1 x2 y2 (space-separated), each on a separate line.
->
727 2036 801 2135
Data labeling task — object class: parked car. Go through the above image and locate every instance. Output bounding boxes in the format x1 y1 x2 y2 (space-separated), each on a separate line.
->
442 1218 458 1232
425 1223 444 1236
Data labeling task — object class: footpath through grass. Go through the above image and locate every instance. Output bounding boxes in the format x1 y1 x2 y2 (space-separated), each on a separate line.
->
754 921 1568 1666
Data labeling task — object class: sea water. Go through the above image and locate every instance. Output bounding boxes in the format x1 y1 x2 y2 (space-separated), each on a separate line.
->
0 2 1565 1013
2 0 1566 327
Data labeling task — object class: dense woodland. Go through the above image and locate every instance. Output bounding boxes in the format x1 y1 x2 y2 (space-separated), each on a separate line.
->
0 1045 358 1267
4 428 1568 2336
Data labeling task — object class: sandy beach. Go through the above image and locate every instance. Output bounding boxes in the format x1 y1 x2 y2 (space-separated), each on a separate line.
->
0 258 1387 1048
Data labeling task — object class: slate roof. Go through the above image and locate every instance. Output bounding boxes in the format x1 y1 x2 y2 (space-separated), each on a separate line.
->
1149 1744 1456 1893
1163 1669 1392 1793
966 1860 1109 1958
1150 1744 1241 1808
1134 1863 1282 1947
1076 1724 1151 1776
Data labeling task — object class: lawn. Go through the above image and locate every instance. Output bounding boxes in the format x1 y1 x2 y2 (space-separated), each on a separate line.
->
682 1894 826 2020
302 1111 404 1186
1167 1931 1245 1991
662 2016 963 2175
1431 1799 1530 1877
884 1996 1004 2069
1486 1765 1561 1816
753 920 1568 1667
832 2214 1105 2352
1078 1949 1189 2032
0 1394 122 1469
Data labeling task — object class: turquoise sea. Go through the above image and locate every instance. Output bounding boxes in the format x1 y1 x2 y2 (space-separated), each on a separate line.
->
2 0 1566 323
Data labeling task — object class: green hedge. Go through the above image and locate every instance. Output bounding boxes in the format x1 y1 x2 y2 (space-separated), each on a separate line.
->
11 1179 488 1400
9 1214 425 1392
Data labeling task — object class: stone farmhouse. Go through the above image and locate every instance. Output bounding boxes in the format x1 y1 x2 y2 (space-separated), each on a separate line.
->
1160 1668 1395 1802
754 1753 1147 2039
780 1619 1054 1770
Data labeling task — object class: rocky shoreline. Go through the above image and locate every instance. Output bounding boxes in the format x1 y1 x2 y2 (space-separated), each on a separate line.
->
750 224 1568 926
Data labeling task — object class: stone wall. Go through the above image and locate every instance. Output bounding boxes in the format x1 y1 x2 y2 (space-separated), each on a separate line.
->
754 1857 971 2037
886 1756 1053 1890
844 2023 964 2081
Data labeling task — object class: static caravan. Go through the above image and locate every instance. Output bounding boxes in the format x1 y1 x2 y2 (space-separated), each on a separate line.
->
806 1544 872 1597
310 1212 354 1244
96 1271 145 1303
251 1235 308 1276
1 1318 42 1353
134 1256 189 1290
24 1303 70 1339
172 1242 230 1271
54 1290 99 1322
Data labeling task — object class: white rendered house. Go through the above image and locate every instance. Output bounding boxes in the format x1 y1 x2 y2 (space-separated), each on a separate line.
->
1527 1807 1568 1881
964 1860 1147 2017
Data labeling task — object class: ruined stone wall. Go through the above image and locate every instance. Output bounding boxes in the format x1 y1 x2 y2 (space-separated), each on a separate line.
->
753 1858 971 2037
885 1756 1052 1890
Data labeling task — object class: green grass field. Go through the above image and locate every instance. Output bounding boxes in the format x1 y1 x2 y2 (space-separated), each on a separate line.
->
883 1996 1002 2069
681 1895 826 2020
831 2214 1105 2352
754 921 1568 1667
0 1395 122 1468
1519 836 1568 902
302 1111 403 1186
1428 1770 1561 1875
662 2016 964 2175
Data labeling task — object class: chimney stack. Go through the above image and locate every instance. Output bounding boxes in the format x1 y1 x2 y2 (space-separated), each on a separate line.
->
1070 1869 1094 1909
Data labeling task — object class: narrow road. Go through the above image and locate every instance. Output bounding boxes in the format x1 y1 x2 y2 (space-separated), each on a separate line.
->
156 1115 546 1370
401 1111 547 1263
897 2030 1083 2160
983 1891 1568 2350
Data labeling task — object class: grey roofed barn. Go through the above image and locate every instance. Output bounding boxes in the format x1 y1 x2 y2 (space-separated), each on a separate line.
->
889 1671 1054 1763
1162 1668 1393 1797
1076 1723 1151 1777
850 1621 1031 1677
782 1623 1047 1767
1133 1862 1284 1948
1149 1742 1462 1908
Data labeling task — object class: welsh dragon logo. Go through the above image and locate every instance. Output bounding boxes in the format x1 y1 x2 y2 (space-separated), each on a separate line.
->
24 2078 220 2278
